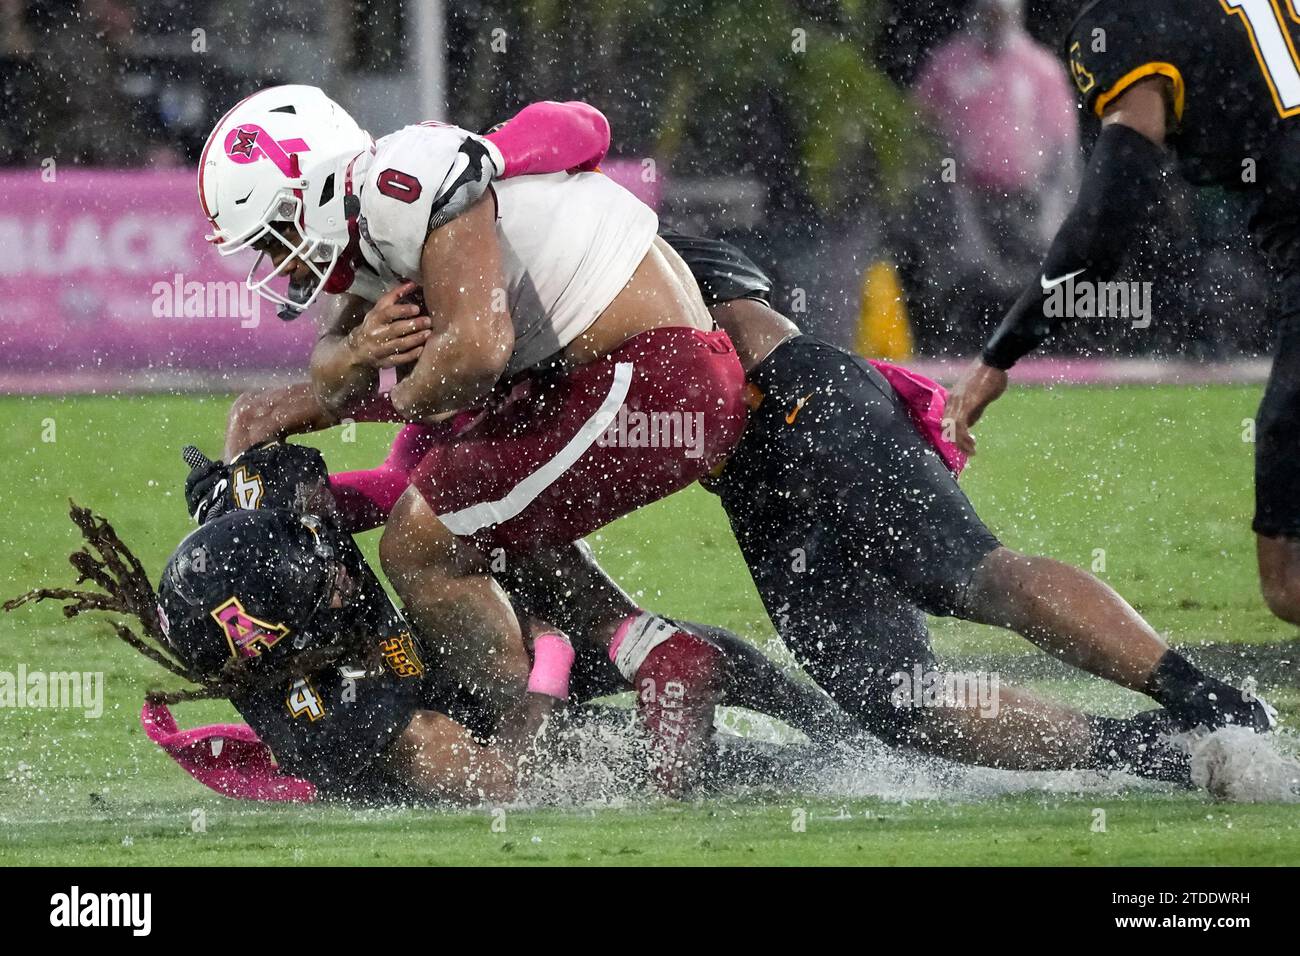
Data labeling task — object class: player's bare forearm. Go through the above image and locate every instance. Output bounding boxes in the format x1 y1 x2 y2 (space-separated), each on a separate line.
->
224 383 337 460
389 197 513 422
223 383 407 460
386 710 520 804
385 698 561 804
387 334 503 422
310 334 377 417
309 293 380 417
312 286 434 419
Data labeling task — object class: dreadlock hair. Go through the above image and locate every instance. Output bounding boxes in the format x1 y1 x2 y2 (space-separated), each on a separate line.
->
3 501 379 706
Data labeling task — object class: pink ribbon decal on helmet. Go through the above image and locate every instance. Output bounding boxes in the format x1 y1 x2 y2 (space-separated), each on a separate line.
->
224 124 310 177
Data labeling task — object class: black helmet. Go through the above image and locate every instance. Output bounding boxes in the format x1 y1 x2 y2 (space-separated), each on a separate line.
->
156 508 353 680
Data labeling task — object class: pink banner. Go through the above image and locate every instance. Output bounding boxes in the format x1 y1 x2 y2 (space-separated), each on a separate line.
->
0 169 314 393
0 161 662 394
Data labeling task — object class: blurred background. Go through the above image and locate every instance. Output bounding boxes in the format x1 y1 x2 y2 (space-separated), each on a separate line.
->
0 0 1276 390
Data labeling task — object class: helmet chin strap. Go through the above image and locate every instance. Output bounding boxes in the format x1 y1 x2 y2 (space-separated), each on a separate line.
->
276 248 340 320
271 156 367 321
278 276 312 321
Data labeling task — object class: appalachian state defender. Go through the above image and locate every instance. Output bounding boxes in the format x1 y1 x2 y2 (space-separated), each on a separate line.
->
7 442 857 804
673 234 1274 770
947 0 1300 625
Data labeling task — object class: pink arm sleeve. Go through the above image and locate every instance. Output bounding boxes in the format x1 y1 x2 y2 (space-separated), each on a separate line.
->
485 100 610 177
328 423 441 533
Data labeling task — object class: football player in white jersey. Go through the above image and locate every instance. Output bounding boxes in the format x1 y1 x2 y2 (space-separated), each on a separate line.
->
198 86 749 792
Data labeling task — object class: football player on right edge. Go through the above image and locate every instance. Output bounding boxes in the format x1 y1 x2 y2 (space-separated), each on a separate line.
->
947 0 1300 627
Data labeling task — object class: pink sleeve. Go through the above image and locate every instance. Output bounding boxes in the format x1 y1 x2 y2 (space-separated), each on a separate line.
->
329 423 443 532
485 100 611 177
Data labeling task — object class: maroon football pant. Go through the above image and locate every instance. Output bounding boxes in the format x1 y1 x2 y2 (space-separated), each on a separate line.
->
406 326 747 551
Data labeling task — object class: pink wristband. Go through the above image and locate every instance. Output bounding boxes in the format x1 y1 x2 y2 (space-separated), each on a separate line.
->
528 632 575 700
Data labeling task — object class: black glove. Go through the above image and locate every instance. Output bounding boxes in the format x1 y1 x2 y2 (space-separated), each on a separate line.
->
182 441 335 525
182 446 227 524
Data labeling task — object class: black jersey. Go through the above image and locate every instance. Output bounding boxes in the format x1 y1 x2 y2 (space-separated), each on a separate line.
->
229 563 430 796
1066 0 1300 186
658 230 774 306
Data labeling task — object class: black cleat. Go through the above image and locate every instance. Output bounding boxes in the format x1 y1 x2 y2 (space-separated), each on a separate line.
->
1169 684 1277 734
1089 709 1192 786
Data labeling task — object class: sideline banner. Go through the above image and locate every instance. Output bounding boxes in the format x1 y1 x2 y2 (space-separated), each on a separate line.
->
0 162 661 393
1 168 311 393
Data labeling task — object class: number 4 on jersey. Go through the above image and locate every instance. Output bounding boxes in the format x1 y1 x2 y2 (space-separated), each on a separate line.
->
286 678 325 721
231 466 264 510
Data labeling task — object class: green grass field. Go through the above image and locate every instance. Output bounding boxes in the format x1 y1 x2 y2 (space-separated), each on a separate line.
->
1 385 1298 866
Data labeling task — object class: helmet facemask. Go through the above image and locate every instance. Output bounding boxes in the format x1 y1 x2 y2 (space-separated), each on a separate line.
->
213 195 343 321
283 514 359 652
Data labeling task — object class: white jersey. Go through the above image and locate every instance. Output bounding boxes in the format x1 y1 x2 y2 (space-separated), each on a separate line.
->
353 122 658 375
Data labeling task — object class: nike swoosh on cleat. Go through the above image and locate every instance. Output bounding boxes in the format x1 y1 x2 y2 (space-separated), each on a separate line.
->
1040 269 1085 292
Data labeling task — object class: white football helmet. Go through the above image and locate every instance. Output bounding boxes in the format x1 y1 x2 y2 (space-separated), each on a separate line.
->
198 85 372 317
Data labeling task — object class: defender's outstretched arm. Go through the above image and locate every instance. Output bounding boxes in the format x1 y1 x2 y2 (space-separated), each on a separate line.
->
948 77 1173 455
